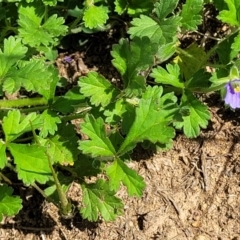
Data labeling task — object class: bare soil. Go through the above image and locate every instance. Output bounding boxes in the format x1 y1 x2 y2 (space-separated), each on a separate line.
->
1 4 240 240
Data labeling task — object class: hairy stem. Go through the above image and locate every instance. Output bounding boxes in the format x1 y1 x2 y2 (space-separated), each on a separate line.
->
0 97 49 109
46 152 74 218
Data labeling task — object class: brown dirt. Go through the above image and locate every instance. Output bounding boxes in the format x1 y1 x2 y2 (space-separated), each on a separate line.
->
1 4 240 240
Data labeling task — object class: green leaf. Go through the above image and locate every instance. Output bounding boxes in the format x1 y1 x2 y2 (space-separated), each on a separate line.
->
38 46 58 61
80 179 124 221
150 64 184 88
155 40 177 63
79 72 120 107
209 70 230 89
40 123 79 166
83 5 108 29
0 141 7 169
111 37 157 95
45 65 60 101
174 91 210 138
0 184 22 222
39 110 61 138
128 15 162 44
218 0 240 26
74 154 102 177
79 115 116 158
114 0 128 14
52 87 86 114
118 86 177 155
230 33 240 60
106 158 146 197
104 98 127 124
185 69 211 92
112 37 157 76
45 132 79 166
68 6 83 18
128 1 180 44
42 14 68 37
155 0 179 20
8 143 52 185
180 0 203 31
3 59 56 100
216 32 237 64
115 0 154 16
42 0 58 6
174 43 207 80
213 0 228 10
2 110 42 142
18 4 68 47
121 102 136 134
0 36 27 79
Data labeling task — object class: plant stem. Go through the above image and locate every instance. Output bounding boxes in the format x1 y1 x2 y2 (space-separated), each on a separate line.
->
61 107 92 121
44 5 48 23
31 183 49 199
0 97 49 109
0 172 12 185
46 152 74 219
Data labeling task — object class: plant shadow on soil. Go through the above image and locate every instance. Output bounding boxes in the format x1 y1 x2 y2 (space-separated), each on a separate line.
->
2 187 101 239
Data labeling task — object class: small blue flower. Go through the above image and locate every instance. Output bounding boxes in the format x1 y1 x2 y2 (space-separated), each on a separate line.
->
224 79 240 109
63 56 72 63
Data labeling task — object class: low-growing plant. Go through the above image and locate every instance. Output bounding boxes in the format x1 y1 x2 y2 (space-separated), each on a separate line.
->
0 0 240 222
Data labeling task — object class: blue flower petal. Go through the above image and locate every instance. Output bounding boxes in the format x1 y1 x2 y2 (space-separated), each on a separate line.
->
224 80 240 109
63 56 72 63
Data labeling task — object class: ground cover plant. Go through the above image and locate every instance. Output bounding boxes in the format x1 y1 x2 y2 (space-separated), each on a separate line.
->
0 0 239 225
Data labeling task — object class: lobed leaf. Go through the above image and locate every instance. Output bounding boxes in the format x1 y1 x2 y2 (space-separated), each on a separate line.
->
218 0 240 26
128 15 162 44
83 5 108 29
80 179 124 221
52 87 86 114
129 1 180 44
39 110 61 138
2 110 42 142
3 59 58 100
8 143 52 185
0 36 27 79
111 37 157 95
180 0 203 31
79 72 120 107
230 33 240 60
74 154 102 177
185 69 212 92
41 123 80 166
106 158 146 197
155 0 179 20
155 40 178 63
174 90 210 138
173 43 207 80
79 115 116 158
118 86 178 155
18 4 67 48
115 0 154 16
0 184 22 222
104 98 127 125
150 64 184 88
42 0 58 6
216 33 236 64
